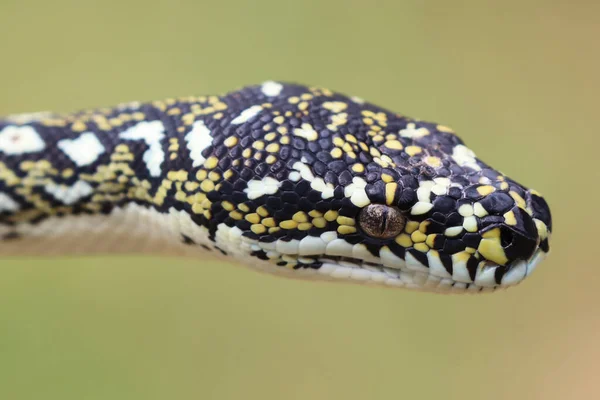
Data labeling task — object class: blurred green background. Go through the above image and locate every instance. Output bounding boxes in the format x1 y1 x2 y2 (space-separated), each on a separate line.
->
0 1 597 399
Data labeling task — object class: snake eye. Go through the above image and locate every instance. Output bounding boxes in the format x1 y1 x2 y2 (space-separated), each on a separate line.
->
358 204 406 239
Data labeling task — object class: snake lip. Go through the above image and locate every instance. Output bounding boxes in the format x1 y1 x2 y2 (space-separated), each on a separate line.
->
308 247 547 293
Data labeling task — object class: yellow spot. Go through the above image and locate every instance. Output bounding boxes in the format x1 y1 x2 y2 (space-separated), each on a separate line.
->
308 210 322 218
264 132 277 141
298 222 312 231
251 224 267 234
263 218 276 228
238 203 250 212
395 234 412 248
478 236 509 265
257 206 269 217
224 137 238 147
405 146 422 156
426 234 437 248
419 221 430 233
268 227 281 234
336 216 355 226
324 210 338 221
352 163 365 173
535 219 548 240
385 183 397 205
200 180 215 192
266 143 280 153
280 220 298 230
411 230 427 243
381 174 394 183
273 116 285 124
252 141 265 150
204 156 218 169
424 156 442 168
337 225 357 235
482 228 501 239
245 213 260 224
436 125 454 133
477 185 496 196
333 137 345 147
292 211 308 223
312 217 327 228
384 140 403 150
405 221 419 234
414 243 429 252
322 101 347 113
229 211 244 220
266 155 277 164
503 210 517 225
509 191 526 209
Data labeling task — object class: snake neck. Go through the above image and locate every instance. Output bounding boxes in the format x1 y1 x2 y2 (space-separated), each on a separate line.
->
0 97 228 255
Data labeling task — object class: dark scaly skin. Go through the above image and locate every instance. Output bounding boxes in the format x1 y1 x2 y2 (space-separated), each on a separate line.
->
0 82 552 292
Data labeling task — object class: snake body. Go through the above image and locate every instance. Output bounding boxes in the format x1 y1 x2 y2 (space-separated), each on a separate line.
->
0 82 552 293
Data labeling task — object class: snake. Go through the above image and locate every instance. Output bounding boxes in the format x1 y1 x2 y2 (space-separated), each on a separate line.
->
0 81 552 293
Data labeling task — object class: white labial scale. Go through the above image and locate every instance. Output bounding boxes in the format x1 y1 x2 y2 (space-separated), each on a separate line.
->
474 263 498 287
501 260 527 286
378 246 406 270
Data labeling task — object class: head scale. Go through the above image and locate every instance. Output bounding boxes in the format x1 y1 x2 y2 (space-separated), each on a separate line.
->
206 82 552 293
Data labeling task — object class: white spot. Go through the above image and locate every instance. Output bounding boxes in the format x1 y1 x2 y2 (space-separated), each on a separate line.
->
244 177 281 200
344 177 370 207
462 216 478 232
458 204 474 217
0 125 45 155
231 105 263 124
185 120 213 167
416 186 432 202
57 132 105 167
452 144 482 171
261 81 283 97
44 180 93 205
350 96 365 104
292 162 334 199
119 120 165 177
0 193 19 212
410 201 433 215
288 171 301 182
399 123 430 138
473 202 488 217
444 226 463 237
293 123 318 141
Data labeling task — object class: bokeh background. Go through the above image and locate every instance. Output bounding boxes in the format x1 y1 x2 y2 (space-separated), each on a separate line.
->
0 1 597 399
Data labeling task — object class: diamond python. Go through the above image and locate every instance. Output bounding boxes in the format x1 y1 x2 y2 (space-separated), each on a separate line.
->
0 82 552 293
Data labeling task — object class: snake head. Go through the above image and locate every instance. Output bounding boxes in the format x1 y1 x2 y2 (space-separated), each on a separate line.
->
204 82 551 293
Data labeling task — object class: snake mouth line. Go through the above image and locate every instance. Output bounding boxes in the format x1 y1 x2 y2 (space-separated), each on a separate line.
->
297 249 547 293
